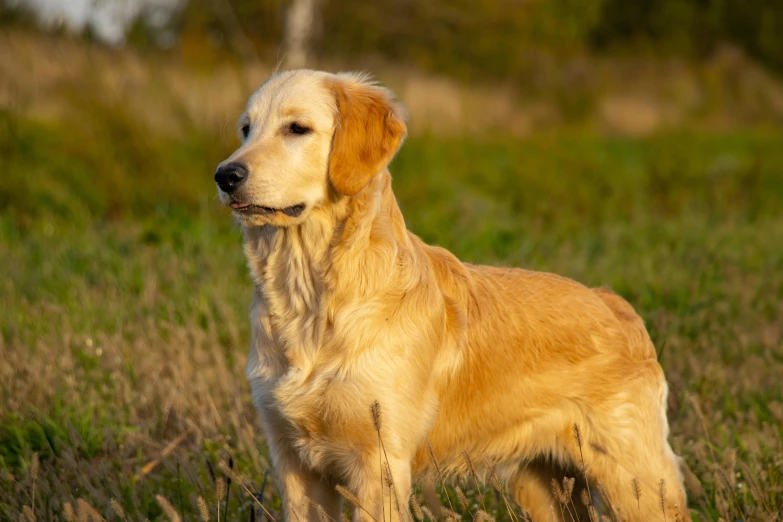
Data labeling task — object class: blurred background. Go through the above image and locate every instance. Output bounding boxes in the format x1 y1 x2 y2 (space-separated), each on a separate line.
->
1 1 782 521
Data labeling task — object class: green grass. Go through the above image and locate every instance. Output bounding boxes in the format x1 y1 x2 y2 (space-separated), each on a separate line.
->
2 100 783 521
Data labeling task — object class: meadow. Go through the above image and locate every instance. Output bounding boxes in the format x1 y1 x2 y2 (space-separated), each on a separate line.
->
2 37 783 522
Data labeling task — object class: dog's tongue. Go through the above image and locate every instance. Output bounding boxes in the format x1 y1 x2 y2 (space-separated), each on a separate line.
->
231 202 250 209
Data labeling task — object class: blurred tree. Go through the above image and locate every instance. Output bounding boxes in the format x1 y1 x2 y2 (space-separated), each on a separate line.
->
284 0 320 68
722 0 783 71
0 1 39 29
172 0 283 64
125 2 184 51
5 0 782 76
590 0 782 70
316 0 603 81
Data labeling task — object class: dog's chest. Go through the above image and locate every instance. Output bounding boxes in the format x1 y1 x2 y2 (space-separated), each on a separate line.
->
245 225 399 471
270 363 377 471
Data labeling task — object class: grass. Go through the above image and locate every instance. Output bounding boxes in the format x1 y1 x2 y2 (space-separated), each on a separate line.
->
2 59 783 521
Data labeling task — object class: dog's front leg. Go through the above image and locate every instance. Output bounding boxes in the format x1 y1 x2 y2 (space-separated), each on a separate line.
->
349 454 412 522
257 406 341 522
270 444 340 522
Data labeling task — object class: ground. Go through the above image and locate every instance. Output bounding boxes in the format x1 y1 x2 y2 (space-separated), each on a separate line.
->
1 32 782 520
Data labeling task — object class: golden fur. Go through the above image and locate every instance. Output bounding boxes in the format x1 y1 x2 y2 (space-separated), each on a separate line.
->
215 70 690 522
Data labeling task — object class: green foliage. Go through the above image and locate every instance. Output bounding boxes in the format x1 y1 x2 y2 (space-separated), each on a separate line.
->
2 114 783 518
0 96 226 225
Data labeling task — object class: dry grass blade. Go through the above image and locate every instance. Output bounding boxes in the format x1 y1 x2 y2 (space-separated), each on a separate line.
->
551 479 567 505
562 477 575 500
410 493 424 521
659 479 667 522
370 401 382 431
216 477 225 522
196 496 210 522
488 471 520 522
475 510 495 522
580 489 590 507
632 478 641 510
383 461 402 522
462 451 487 511
410 494 425 521
335 484 377 522
315 502 331 522
572 424 594 511
29 452 39 522
335 484 361 508
426 440 455 513
441 508 460 522
217 477 226 501
138 433 189 478
738 461 773 516
686 395 749 519
76 499 106 522
383 463 394 489
23 505 34 522
370 401 388 522
155 495 182 522
489 472 502 494
63 503 75 522
219 469 278 522
109 499 126 521
219 460 243 483
572 424 583 449
594 481 618 522
455 485 470 510
550 479 568 522
30 454 39 481
687 395 718 463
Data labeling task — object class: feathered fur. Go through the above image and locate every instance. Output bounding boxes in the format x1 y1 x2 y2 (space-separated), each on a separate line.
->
215 70 691 522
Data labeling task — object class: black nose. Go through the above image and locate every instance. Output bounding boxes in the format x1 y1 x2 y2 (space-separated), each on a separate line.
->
214 162 248 193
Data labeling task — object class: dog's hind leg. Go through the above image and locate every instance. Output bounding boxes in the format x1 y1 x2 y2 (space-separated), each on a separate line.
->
509 458 592 522
577 437 689 522
566 386 690 521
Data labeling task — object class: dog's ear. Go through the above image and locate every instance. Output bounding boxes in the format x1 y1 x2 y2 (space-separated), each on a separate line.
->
326 76 407 196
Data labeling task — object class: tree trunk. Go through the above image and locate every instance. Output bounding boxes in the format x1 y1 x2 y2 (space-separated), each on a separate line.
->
284 0 318 69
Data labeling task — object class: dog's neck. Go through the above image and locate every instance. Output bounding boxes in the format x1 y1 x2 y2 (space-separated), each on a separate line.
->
242 170 407 370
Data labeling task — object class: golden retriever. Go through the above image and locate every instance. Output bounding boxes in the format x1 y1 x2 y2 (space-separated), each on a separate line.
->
214 70 690 522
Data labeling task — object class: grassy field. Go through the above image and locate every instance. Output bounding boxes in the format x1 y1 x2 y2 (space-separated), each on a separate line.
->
2 74 783 521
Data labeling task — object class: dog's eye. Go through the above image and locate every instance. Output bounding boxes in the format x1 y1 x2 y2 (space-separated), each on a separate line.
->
241 124 250 139
288 122 311 135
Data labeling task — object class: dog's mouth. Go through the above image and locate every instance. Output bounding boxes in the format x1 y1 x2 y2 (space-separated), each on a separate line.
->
230 201 306 218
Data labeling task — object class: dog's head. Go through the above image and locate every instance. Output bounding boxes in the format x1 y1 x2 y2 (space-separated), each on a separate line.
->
215 70 407 227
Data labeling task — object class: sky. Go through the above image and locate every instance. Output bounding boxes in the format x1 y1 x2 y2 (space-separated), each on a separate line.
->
12 0 180 44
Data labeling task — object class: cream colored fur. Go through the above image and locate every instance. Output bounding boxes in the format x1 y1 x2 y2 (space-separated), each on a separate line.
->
216 69 691 522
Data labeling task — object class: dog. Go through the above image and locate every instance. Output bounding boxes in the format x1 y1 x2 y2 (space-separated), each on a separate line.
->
214 70 690 522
